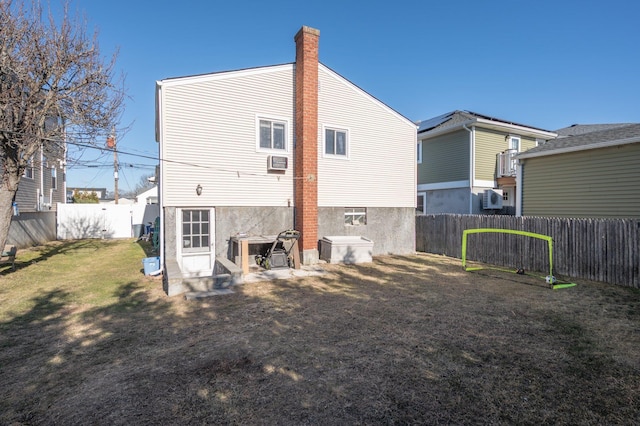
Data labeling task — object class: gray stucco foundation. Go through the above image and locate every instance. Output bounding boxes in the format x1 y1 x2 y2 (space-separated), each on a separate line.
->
214 206 295 259
317 207 415 255
162 205 415 296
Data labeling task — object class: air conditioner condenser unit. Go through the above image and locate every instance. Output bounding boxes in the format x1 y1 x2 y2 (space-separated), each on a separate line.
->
483 189 503 209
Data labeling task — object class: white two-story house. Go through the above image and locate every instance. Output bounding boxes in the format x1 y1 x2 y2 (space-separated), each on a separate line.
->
155 26 417 296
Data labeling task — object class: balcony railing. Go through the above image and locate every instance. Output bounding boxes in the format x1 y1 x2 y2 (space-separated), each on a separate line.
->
496 149 518 178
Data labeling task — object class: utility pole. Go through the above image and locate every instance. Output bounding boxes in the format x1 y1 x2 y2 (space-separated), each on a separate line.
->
107 129 118 204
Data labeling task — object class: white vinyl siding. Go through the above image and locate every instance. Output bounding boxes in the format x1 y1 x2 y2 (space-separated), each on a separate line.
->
317 66 416 208
159 66 295 207
158 64 416 210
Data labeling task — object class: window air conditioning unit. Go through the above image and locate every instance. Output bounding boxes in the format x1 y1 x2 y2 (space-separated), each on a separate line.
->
483 189 503 210
267 155 288 171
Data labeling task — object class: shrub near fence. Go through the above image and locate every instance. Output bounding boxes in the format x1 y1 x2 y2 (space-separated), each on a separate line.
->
416 214 640 289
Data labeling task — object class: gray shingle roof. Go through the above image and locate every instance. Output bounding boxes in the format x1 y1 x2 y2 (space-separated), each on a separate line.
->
555 123 637 137
418 110 552 134
519 124 640 158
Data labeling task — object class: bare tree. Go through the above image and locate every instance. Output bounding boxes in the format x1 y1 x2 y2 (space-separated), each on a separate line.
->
132 173 156 195
0 0 124 249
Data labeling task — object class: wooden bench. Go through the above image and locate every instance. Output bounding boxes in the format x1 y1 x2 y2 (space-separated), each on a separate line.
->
0 245 17 271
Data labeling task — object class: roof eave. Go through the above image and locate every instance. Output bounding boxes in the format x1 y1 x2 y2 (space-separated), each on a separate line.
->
518 136 640 160
156 63 295 87
474 118 557 139
418 119 477 139
418 118 557 140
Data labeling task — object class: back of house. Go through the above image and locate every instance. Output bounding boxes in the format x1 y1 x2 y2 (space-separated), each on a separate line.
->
156 26 416 295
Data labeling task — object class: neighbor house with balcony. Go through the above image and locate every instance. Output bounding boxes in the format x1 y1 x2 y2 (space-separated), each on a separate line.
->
417 110 556 215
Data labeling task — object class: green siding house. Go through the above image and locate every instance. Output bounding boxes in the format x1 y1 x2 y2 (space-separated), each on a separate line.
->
417 111 556 215
517 124 640 218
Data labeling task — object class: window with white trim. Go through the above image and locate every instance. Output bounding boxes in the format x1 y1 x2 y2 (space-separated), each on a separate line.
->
417 141 423 164
51 167 57 189
508 135 521 152
182 209 210 252
345 207 366 226
417 192 426 215
258 118 287 151
325 127 348 157
23 156 34 179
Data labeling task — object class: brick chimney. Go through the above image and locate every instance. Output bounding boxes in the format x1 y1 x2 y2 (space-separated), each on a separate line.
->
294 26 320 264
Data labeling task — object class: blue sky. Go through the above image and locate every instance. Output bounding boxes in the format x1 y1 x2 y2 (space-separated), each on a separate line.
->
61 0 640 193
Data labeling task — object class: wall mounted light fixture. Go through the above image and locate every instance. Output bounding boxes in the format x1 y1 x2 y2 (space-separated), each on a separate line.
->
196 184 202 196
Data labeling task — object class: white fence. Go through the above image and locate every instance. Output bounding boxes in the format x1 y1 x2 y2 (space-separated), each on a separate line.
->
57 203 160 240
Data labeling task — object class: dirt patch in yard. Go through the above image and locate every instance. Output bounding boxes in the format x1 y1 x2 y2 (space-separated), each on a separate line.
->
1 248 639 424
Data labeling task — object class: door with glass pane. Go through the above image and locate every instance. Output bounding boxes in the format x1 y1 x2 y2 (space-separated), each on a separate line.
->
178 208 215 276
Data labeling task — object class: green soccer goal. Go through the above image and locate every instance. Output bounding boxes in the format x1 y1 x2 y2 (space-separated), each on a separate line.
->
461 228 576 290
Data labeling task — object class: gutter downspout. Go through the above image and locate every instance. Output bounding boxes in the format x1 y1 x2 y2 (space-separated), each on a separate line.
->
148 84 164 276
462 124 474 214
515 159 523 217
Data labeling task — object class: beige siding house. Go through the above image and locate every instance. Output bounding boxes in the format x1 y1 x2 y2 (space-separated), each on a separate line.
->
417 111 556 215
155 26 417 296
517 123 640 218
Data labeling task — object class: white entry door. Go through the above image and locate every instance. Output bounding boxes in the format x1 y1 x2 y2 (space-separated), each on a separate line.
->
177 208 215 277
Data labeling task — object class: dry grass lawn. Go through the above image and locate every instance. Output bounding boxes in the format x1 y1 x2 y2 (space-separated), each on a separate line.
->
1 239 639 425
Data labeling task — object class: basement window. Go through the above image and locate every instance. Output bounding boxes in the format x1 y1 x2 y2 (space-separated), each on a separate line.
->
182 209 210 252
345 207 366 226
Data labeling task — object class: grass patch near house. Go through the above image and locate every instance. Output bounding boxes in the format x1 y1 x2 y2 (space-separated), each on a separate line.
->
0 240 639 424
0 240 153 320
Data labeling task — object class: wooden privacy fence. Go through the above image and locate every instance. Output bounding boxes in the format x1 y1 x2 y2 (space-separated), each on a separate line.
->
416 214 640 289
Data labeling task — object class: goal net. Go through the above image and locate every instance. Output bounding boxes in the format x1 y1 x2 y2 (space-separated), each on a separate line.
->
461 228 554 279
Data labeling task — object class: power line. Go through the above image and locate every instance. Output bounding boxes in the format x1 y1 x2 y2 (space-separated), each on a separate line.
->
2 128 309 181
65 140 308 180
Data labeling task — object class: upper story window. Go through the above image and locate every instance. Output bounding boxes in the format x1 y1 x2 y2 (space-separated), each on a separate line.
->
508 135 521 152
324 126 348 157
51 167 57 189
23 156 34 179
417 141 423 164
258 118 287 151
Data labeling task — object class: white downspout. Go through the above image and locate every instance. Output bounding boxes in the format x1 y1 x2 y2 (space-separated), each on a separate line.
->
148 83 164 276
462 124 474 214
63 128 68 205
38 144 44 211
